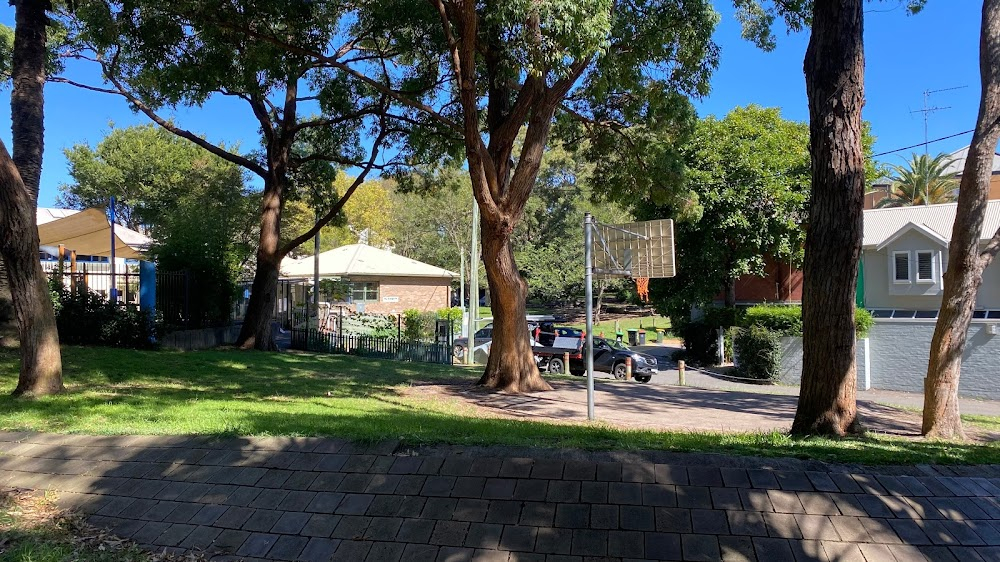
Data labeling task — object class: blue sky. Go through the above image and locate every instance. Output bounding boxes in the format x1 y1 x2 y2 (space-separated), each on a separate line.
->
0 1 987 207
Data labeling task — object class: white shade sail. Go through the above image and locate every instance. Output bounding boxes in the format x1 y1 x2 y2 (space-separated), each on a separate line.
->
37 208 152 259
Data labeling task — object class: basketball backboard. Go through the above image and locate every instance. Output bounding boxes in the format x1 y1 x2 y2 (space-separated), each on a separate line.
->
591 219 675 279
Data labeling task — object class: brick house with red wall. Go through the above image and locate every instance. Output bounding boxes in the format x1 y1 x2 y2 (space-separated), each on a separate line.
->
280 244 458 315
714 256 803 306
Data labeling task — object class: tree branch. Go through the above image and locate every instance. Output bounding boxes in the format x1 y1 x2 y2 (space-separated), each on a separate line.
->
279 112 392 256
214 21 464 135
55 74 269 179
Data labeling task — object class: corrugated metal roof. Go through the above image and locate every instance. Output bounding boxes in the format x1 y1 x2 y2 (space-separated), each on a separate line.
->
863 200 1000 248
281 244 459 279
940 145 1000 176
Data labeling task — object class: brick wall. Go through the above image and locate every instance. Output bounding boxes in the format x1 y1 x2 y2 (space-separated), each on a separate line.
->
353 276 452 316
868 320 1000 400
715 256 803 305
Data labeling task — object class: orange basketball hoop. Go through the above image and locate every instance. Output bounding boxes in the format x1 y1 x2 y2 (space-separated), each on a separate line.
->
634 277 650 303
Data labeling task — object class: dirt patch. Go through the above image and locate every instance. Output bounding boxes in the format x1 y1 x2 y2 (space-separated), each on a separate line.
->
407 379 999 443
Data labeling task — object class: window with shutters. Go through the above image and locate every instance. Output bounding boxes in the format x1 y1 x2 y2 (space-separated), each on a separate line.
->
916 251 935 282
893 251 910 283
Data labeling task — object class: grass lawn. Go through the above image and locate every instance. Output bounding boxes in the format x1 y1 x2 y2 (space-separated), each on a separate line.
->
569 314 672 339
0 346 998 465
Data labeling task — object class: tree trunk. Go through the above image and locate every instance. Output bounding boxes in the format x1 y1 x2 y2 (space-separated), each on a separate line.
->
11 0 46 199
724 277 736 308
791 0 865 437
475 216 552 392
922 0 1000 440
236 183 282 351
594 280 607 325
0 143 63 397
3 0 62 397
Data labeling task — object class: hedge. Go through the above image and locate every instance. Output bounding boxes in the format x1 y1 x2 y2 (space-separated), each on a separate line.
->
743 305 874 339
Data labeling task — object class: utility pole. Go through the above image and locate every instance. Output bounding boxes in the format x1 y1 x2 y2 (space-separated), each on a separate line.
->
313 209 320 330
465 201 480 366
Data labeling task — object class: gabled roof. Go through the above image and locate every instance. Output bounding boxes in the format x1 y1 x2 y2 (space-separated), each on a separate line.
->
940 145 1000 176
36 207 152 259
874 221 950 251
863 201 1000 249
280 244 458 279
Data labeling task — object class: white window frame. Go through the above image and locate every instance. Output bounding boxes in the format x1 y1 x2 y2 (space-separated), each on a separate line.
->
892 251 911 284
916 250 936 284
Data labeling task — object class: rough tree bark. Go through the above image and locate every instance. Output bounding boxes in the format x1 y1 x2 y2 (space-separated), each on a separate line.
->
236 182 284 351
922 0 1000 440
791 0 865 436
436 1 589 392
2 0 63 397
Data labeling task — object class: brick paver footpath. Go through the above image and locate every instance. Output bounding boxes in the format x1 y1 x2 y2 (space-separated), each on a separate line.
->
3 432 1000 561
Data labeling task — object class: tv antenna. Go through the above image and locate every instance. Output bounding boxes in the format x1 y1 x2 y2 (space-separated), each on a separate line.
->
911 86 967 154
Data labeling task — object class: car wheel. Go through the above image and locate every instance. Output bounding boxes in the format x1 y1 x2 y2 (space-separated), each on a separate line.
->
613 363 627 380
453 345 466 359
635 375 651 383
548 357 565 374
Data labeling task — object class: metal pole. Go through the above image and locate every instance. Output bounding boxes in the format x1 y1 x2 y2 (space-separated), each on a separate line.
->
460 252 466 325
313 210 321 331
466 201 480 365
584 212 595 421
109 196 117 303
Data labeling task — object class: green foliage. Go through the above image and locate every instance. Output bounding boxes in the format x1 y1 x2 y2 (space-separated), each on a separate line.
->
437 307 463 335
0 22 67 86
58 124 251 231
742 305 874 339
402 309 435 341
743 305 803 336
855 308 874 339
391 170 473 277
50 286 158 349
733 326 781 381
637 106 811 319
58 125 256 327
875 152 959 208
675 306 745 365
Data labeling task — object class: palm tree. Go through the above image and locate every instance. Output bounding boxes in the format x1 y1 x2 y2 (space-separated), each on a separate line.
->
875 153 959 208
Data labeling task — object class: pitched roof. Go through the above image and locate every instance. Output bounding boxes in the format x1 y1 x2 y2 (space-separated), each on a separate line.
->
280 244 459 279
940 145 1000 176
863 201 1000 248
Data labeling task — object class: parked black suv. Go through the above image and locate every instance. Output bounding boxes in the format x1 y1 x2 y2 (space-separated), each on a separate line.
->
569 337 657 383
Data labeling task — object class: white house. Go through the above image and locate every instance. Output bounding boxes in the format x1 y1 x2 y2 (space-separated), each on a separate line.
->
859 202 1000 399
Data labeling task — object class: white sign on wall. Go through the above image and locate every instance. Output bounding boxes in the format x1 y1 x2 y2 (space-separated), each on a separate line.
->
382 296 400 303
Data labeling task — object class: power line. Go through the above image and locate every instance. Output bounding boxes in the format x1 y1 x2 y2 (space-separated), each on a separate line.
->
872 130 975 158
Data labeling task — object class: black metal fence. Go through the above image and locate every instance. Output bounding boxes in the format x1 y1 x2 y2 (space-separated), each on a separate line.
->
290 328 453 365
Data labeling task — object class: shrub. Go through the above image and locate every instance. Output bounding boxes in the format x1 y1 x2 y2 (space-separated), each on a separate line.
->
676 306 743 366
678 320 721 366
437 307 463 336
743 305 802 336
53 287 158 349
742 304 874 339
402 309 435 341
855 308 874 339
733 326 781 382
